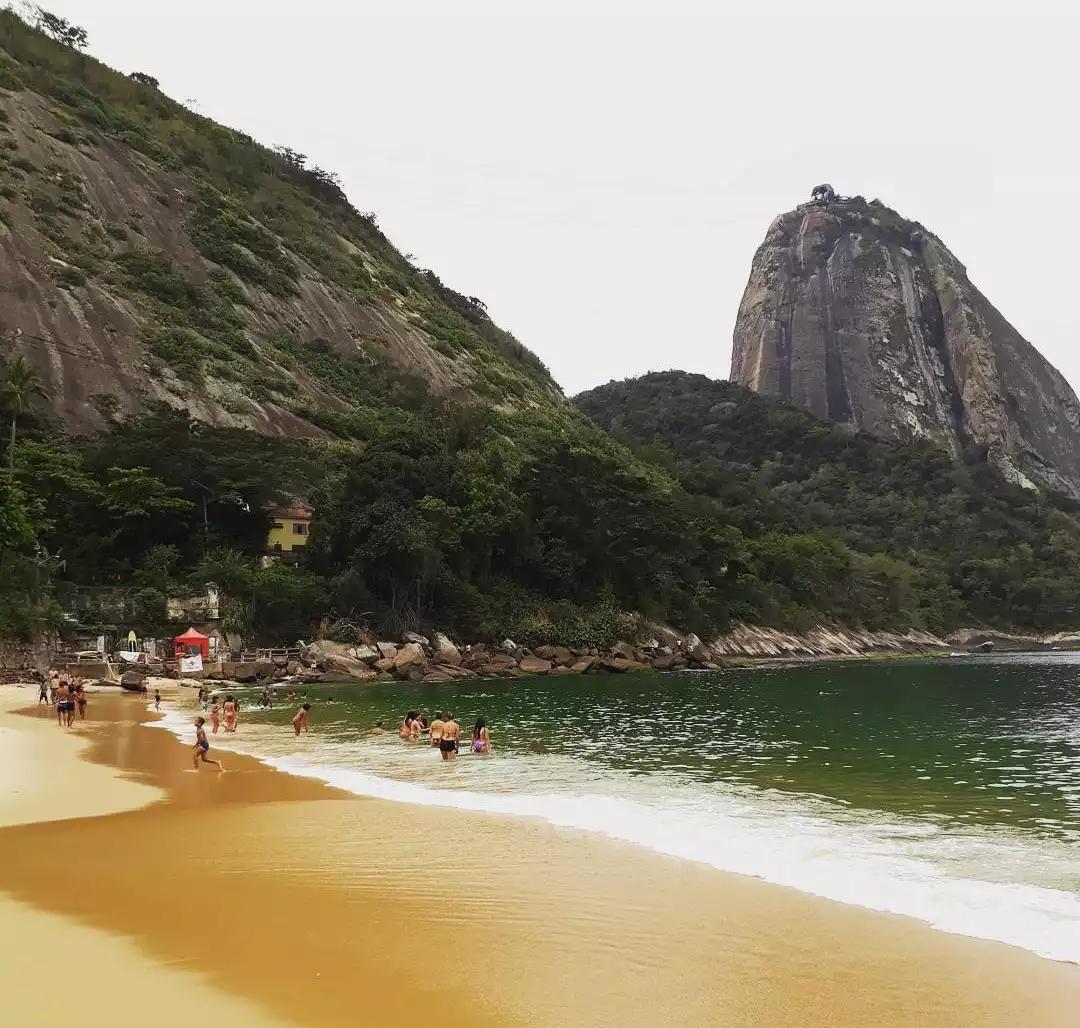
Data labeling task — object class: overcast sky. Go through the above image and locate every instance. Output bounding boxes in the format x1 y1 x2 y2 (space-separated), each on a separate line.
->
39 0 1080 397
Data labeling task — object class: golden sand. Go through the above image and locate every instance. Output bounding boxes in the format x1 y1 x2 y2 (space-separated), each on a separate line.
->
2 684 1078 1028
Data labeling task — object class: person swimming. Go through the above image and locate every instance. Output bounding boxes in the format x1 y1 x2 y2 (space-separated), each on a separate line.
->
471 716 491 754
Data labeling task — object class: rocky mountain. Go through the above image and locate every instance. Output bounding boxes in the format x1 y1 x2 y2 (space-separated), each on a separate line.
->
0 12 558 439
730 189 1080 497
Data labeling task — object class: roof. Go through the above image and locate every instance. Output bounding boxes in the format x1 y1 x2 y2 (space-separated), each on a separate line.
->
268 505 312 520
175 627 209 642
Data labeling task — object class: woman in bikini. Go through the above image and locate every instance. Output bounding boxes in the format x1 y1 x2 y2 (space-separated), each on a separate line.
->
471 716 492 755
74 684 87 720
223 695 237 734
209 700 220 734
399 711 418 740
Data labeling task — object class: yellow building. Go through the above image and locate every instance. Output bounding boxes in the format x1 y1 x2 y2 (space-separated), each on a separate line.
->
266 504 312 560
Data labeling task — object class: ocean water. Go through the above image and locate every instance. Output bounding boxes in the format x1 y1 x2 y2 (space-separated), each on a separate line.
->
150 653 1080 962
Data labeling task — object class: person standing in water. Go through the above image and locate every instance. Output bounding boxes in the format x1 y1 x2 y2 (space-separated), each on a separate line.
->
471 716 491 754
223 695 237 733
192 717 224 772
291 703 311 736
399 711 417 740
429 712 445 748
440 712 460 761
210 700 220 734
154 688 161 711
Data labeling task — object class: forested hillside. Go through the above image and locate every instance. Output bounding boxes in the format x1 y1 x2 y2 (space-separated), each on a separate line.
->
575 372 1080 634
2 9 1077 652
0 10 728 648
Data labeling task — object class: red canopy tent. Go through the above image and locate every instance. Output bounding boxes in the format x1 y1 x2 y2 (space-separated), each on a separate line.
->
174 627 210 660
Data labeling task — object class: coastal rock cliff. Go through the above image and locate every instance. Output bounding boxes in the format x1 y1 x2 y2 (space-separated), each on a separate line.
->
0 14 559 437
730 192 1080 496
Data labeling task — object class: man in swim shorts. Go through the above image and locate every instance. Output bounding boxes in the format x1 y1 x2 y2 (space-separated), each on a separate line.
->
440 712 460 761
192 717 224 772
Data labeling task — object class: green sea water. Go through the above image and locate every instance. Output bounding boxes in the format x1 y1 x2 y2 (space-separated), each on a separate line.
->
163 652 1080 960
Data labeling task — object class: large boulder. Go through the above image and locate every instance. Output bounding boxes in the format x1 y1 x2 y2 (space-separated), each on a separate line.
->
377 642 398 660
533 645 556 661
324 656 378 680
392 642 427 671
519 655 553 675
551 645 574 666
254 660 276 680
231 663 258 683
431 632 462 666
423 669 454 683
684 633 711 662
549 665 578 676
374 657 396 673
402 631 430 647
610 641 637 661
570 656 598 674
599 657 650 674
353 644 380 665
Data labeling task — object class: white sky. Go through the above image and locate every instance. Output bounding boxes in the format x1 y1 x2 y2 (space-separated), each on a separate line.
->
37 0 1080 397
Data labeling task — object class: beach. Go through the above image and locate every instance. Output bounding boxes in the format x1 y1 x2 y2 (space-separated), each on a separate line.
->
2 682 1079 1028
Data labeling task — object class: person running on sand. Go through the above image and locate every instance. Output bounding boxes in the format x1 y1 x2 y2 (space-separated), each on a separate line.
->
292 703 311 736
74 684 87 721
471 716 491 754
154 688 161 711
429 712 445 748
192 717 224 772
223 696 237 733
210 701 220 734
440 712 460 761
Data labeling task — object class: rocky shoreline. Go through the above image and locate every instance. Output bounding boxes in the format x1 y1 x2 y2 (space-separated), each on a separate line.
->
208 624 961 687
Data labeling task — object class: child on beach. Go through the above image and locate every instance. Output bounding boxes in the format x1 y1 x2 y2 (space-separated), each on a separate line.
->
292 703 311 736
154 688 161 711
192 717 224 772
210 701 220 734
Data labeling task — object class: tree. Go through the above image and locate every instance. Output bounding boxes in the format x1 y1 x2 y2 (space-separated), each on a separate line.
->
32 6 88 50
129 71 159 88
0 356 47 470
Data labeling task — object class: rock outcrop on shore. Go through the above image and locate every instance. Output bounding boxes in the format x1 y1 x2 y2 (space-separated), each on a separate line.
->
204 623 951 687
730 193 1080 497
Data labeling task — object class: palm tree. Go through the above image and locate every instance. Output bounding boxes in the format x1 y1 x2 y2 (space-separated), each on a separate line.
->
0 356 48 470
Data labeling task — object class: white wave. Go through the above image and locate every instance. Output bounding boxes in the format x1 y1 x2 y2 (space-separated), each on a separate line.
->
144 703 1080 964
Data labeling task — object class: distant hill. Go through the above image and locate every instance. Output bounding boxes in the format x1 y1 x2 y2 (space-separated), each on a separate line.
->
730 191 1080 497
575 371 1080 633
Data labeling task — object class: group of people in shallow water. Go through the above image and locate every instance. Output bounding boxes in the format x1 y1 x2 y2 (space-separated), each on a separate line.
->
40 669 88 727
185 688 492 773
396 710 492 760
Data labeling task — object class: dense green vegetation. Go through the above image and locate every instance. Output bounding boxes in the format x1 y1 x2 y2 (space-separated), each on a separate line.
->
575 371 1080 634
2 11 1079 650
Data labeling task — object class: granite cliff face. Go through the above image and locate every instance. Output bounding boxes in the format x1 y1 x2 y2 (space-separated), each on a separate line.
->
0 13 559 439
730 193 1080 496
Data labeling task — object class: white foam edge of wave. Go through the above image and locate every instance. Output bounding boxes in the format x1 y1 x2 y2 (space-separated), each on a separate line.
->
144 702 1080 964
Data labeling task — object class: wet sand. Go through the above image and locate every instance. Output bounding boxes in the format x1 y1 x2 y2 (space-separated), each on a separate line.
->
2 685 1079 1028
